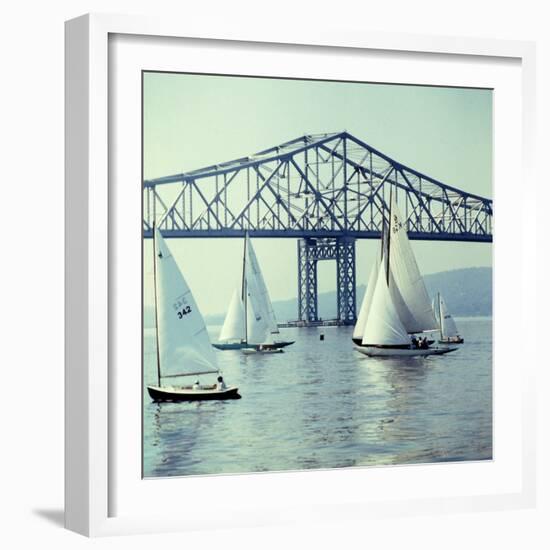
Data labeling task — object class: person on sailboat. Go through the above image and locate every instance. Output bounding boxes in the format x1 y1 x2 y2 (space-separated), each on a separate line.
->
216 376 226 391
192 380 201 390
259 343 276 351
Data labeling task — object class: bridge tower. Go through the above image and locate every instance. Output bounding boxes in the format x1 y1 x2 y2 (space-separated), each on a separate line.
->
297 237 356 325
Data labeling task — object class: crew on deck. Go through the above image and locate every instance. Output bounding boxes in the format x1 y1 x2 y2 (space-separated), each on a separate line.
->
216 375 226 391
411 336 429 349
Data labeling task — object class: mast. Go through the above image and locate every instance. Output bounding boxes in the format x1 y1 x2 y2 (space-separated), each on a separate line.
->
437 292 444 340
152 225 162 387
242 231 248 344
386 184 393 285
380 219 386 260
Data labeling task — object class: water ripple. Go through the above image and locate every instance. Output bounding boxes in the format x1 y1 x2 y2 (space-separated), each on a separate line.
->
144 319 492 477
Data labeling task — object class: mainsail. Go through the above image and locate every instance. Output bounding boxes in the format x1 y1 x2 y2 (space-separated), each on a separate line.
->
388 195 438 333
435 293 460 339
154 227 218 378
353 223 387 341
244 260 271 345
362 258 411 346
218 288 246 342
245 233 280 334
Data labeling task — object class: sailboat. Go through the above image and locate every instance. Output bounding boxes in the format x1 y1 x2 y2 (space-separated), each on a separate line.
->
434 292 464 344
213 232 294 351
354 193 457 358
240 277 283 354
146 227 241 401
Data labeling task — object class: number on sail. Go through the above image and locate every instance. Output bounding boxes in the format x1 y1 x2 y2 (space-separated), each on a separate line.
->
177 306 192 319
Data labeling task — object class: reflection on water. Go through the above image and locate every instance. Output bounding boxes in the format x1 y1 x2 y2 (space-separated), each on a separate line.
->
143 318 492 477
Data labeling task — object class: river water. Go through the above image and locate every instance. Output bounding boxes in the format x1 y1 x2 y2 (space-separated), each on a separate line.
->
143 317 492 477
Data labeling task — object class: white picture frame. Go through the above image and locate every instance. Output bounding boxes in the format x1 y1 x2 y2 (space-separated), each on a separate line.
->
65 13 537 537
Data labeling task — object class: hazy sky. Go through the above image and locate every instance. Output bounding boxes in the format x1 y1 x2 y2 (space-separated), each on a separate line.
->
143 73 492 317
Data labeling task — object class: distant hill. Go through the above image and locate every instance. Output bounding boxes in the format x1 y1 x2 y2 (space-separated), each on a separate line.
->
272 267 491 321
144 267 491 327
424 267 492 317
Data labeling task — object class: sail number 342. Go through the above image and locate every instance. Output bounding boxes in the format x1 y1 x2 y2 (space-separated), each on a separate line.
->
177 306 192 319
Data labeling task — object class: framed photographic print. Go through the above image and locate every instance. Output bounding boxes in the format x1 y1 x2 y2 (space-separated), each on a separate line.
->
65 13 536 536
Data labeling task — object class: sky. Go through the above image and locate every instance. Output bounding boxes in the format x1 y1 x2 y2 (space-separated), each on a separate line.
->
143 72 493 317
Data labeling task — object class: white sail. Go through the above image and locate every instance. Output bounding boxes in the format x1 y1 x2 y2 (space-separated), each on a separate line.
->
245 269 271 345
154 227 218 378
362 259 411 346
388 196 438 333
388 270 419 330
245 234 279 334
353 259 379 340
436 293 460 338
218 288 245 342
354 222 387 340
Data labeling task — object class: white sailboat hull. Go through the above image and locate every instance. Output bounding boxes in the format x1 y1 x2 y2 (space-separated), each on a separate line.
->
354 345 457 357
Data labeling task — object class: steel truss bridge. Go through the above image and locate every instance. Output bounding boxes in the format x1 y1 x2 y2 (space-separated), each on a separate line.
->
144 131 492 325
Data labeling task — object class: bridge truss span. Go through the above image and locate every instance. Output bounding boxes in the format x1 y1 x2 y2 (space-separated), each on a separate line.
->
143 131 493 242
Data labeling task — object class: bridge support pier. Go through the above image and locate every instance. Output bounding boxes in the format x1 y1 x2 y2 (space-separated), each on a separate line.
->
297 237 356 325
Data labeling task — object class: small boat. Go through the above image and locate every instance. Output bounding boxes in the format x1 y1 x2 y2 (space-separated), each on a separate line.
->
239 287 283 355
147 384 240 401
213 288 254 350
214 232 294 350
146 226 240 402
353 192 457 358
433 292 464 344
